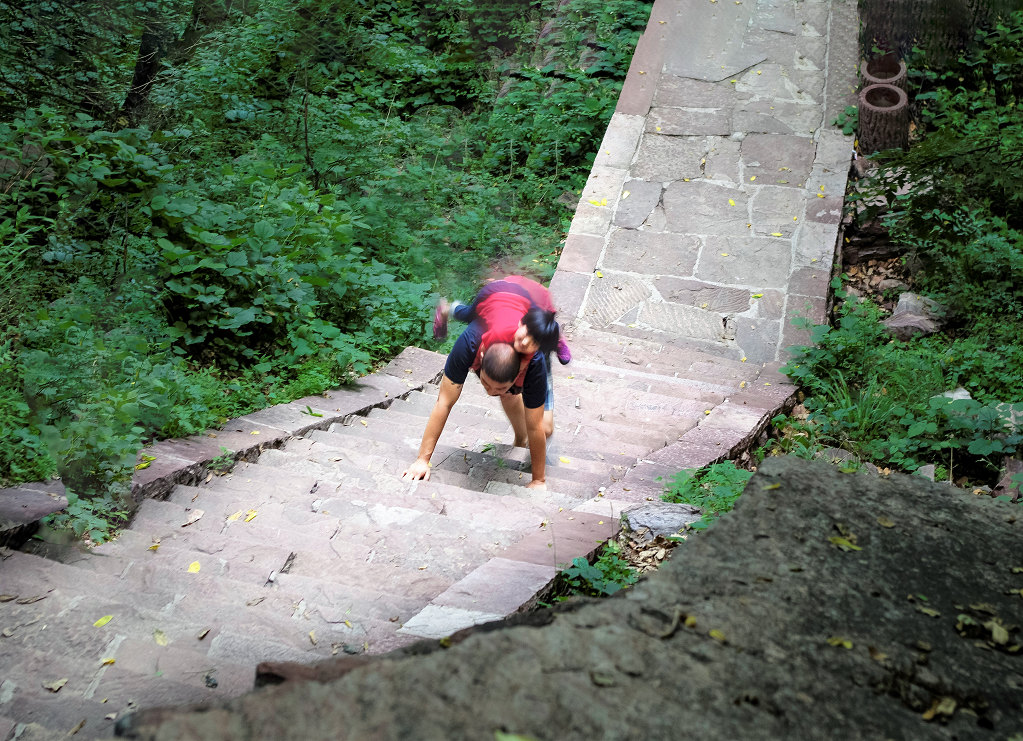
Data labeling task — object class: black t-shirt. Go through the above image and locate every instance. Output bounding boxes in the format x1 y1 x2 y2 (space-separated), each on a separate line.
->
444 320 547 409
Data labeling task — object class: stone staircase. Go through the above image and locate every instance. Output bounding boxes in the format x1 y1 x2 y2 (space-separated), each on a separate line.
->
0 337 793 740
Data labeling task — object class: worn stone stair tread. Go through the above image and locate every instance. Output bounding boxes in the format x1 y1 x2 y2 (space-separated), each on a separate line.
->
496 507 622 570
219 449 407 498
569 327 755 372
131 497 341 545
138 488 520 583
366 405 512 436
480 481 582 510
324 417 619 469
261 444 593 504
0 642 217 736
75 525 293 585
1 550 367 661
325 417 501 455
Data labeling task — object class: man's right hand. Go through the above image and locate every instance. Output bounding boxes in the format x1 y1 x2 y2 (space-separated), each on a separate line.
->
401 458 431 481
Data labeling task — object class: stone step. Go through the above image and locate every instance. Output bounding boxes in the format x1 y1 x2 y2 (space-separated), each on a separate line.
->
569 326 756 375
326 415 621 470
132 488 518 586
383 392 669 457
0 549 366 665
0 641 200 736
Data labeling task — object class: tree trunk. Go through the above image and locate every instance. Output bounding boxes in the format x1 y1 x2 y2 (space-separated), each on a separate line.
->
121 18 172 124
858 84 909 155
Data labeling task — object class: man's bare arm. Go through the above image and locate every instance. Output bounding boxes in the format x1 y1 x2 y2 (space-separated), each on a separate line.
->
524 404 547 489
401 375 463 481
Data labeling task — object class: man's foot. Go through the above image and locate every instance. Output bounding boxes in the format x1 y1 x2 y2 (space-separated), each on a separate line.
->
512 436 528 448
433 299 449 340
556 337 571 365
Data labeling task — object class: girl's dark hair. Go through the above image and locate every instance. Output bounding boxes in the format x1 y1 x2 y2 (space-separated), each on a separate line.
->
522 306 560 355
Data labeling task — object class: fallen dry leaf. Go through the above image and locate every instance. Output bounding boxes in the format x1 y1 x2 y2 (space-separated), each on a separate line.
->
42 678 68 693
182 509 205 527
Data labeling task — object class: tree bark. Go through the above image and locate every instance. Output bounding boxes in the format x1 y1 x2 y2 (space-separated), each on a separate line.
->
121 17 173 124
858 84 909 155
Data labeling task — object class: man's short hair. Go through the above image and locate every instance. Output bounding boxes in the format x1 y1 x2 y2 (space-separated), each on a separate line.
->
481 342 520 384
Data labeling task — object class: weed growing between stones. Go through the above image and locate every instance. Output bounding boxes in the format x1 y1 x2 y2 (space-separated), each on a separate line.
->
660 462 754 531
550 541 639 599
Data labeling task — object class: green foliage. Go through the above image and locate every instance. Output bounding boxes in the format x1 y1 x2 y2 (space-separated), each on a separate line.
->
209 447 236 475
44 490 129 544
865 11 1023 224
830 104 858 135
558 540 638 597
661 462 754 530
783 284 1021 480
0 0 651 543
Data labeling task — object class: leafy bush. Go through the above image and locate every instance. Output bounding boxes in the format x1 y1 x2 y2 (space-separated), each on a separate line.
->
0 0 652 543
662 462 754 530
784 283 1020 480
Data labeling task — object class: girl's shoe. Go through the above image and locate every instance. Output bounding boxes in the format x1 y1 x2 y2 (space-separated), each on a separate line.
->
433 299 449 340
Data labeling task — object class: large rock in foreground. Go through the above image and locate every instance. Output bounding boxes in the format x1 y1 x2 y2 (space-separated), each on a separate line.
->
119 458 1023 740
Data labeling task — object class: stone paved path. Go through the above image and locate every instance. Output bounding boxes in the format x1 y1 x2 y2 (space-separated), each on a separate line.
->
0 0 857 738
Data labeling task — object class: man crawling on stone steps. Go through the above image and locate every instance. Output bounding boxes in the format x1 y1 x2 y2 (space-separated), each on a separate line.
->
401 277 567 490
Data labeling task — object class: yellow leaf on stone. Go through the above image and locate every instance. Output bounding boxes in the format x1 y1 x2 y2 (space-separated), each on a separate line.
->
756 70 762 75
720 252 729 257
877 516 895 528
827 636 853 649
187 561 201 573
709 629 726 642
704 410 711 415
762 483 782 490
344 620 353 629
101 658 115 666
749 176 756 181
817 193 826 198
621 190 631 199
819 185 825 191
764 382 771 386
771 232 783 237
588 199 601 206
227 510 242 522
309 631 317 645
728 199 735 206
250 430 259 435
793 216 798 221
94 615 113 627
741 357 747 362
596 271 604 278
739 381 747 388
154 629 168 646
148 542 160 552
360 419 368 426
600 198 607 206
559 456 571 464
244 509 258 522
684 615 697 628
829 536 861 551
752 293 763 298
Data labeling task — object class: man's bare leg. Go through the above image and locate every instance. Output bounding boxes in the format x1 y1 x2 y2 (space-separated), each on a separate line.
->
499 393 530 447
543 410 553 438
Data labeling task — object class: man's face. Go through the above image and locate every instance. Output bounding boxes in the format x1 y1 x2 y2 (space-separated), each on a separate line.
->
479 370 514 396
512 322 539 356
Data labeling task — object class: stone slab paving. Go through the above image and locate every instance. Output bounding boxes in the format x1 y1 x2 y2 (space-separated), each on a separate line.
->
0 2 856 737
